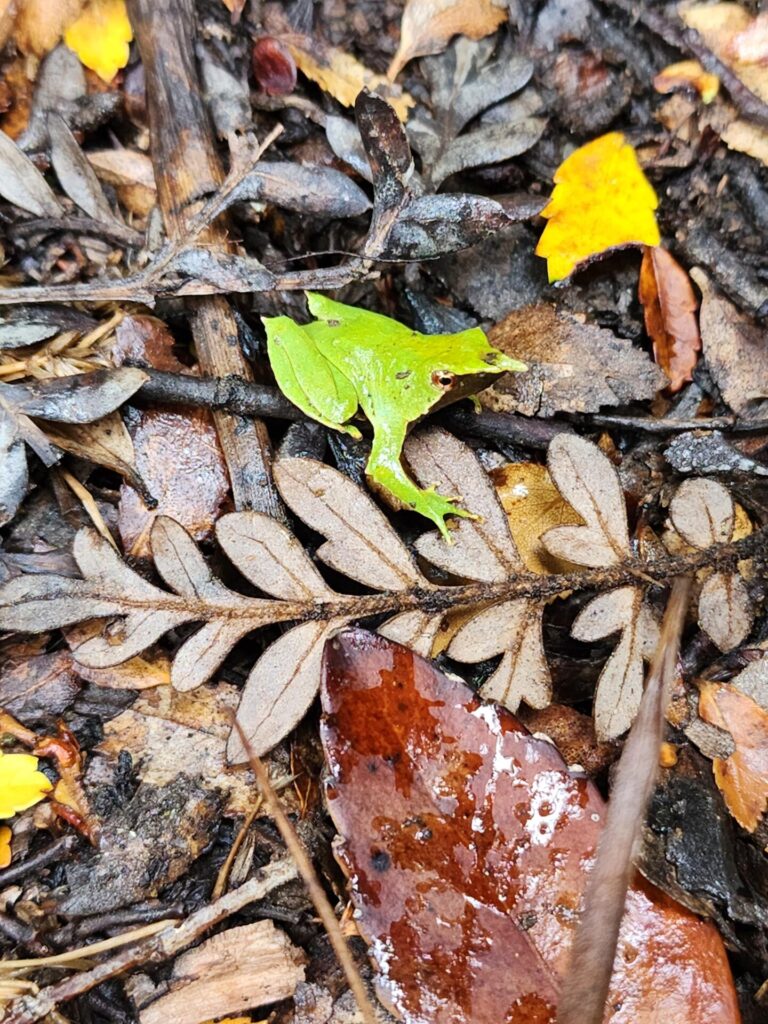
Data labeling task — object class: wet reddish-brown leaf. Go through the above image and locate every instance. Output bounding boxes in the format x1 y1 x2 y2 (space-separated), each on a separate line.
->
320 629 740 1024
638 246 701 392
114 315 229 557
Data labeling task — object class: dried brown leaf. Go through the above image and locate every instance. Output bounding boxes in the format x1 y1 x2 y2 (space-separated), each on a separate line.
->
118 407 229 558
274 458 424 592
448 598 551 709
542 433 629 567
638 246 701 391
388 0 507 79
490 462 583 574
670 478 735 548
692 267 768 416
572 586 660 739
698 571 753 652
408 427 522 580
44 412 145 492
484 304 666 417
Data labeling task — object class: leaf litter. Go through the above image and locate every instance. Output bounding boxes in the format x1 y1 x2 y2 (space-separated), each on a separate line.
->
0 2 767 1023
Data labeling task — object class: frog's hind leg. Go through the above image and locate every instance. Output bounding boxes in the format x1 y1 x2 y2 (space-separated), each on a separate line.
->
366 428 474 541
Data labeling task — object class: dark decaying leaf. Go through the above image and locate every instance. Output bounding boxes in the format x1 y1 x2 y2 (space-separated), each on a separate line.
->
225 160 371 218
59 776 221 916
356 90 543 260
320 629 740 1024
48 112 119 224
484 304 667 417
0 125 62 216
0 367 148 423
356 90 416 255
0 305 97 350
0 368 148 527
409 37 544 188
169 250 276 292
0 649 81 724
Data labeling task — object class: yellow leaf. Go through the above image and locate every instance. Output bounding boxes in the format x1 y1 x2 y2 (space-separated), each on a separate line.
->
0 751 52 818
0 825 11 868
64 0 132 83
287 41 414 122
489 462 583 575
535 132 660 282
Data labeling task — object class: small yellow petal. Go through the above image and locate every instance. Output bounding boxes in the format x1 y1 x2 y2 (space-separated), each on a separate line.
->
64 0 133 83
0 752 53 818
535 132 660 282
0 825 12 869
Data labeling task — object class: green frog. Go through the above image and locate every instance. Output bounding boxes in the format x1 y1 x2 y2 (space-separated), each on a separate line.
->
264 292 525 538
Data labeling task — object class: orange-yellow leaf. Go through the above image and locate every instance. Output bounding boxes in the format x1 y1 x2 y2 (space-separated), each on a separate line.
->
535 132 660 282
388 0 507 80
0 752 52 818
638 245 701 391
64 0 132 83
286 40 413 122
490 462 583 574
653 60 720 103
0 825 11 868
699 682 768 831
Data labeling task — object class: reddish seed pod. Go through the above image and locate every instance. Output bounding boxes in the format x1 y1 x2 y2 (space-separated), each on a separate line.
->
252 36 297 97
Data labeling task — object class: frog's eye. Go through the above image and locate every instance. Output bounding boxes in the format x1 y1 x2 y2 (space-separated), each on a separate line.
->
431 370 456 390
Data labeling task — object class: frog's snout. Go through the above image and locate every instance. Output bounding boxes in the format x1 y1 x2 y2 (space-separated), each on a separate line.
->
485 351 527 373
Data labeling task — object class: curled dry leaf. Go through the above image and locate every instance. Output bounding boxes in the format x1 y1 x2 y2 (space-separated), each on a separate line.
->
388 0 507 80
484 304 666 418
691 268 768 417
638 246 701 392
669 478 754 651
320 629 741 1024
699 682 768 831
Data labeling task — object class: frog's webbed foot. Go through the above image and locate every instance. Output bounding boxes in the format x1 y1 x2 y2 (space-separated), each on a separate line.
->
412 486 479 542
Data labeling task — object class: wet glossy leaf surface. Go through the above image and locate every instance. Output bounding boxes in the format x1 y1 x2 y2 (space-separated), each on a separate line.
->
320 629 740 1024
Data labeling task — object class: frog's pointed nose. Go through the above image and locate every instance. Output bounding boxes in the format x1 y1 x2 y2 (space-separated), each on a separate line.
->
488 351 527 373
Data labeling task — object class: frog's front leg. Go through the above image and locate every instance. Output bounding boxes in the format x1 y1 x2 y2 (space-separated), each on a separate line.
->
366 425 474 540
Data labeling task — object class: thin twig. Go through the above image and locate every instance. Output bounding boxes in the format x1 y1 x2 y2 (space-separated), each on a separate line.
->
2 858 297 1024
571 412 768 435
234 721 379 1024
556 576 692 1024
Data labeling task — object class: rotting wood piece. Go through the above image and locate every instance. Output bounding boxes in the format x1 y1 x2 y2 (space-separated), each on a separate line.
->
127 0 284 519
